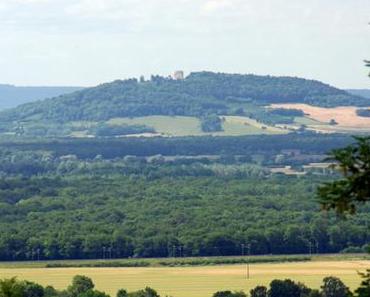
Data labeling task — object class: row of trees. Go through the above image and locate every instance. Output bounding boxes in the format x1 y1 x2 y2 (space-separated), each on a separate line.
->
0 133 353 159
0 133 355 177
357 109 370 118
216 273 370 297
0 275 159 297
89 123 155 137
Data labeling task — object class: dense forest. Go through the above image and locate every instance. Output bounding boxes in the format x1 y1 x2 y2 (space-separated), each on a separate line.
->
0 165 369 261
0 72 367 133
0 135 368 261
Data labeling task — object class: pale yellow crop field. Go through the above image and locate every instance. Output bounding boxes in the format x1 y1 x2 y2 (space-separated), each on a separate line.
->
270 103 370 132
0 261 369 297
219 116 288 135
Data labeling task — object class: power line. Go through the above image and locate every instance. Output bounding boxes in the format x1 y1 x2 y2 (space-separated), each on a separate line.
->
241 243 251 280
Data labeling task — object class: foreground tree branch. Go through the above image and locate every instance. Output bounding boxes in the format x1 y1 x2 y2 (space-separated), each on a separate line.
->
318 136 370 214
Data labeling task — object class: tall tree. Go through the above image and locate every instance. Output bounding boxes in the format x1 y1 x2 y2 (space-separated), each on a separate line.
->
317 48 370 237
126 287 160 297
321 277 352 297
317 136 370 214
0 278 23 297
250 286 267 297
68 276 94 297
21 281 45 297
354 270 370 297
268 279 302 297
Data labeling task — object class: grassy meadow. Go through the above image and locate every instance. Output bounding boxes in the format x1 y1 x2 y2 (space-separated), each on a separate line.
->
108 116 204 136
0 260 368 297
107 115 288 137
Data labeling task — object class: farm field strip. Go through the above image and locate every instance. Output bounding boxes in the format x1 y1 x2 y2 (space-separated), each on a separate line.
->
220 116 288 135
270 103 370 129
0 254 367 269
0 261 368 297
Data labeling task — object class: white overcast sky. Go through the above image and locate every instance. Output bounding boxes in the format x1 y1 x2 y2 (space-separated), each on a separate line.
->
0 0 369 88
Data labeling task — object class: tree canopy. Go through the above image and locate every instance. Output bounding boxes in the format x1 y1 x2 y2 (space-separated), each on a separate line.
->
354 270 370 297
318 136 370 215
0 134 368 261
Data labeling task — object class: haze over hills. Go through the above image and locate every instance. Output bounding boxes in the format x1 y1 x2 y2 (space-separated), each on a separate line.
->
0 71 368 137
0 84 83 110
347 89 370 99
1 2 370 295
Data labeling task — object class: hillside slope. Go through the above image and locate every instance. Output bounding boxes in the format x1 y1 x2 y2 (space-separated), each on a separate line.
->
0 84 83 110
0 72 368 137
0 72 366 122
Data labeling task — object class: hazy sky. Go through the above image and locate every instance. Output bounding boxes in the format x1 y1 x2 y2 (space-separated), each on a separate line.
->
0 0 369 88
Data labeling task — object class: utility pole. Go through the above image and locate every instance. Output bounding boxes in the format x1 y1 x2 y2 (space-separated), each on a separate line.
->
36 248 40 261
315 240 319 254
246 243 251 280
241 243 250 280
178 246 183 258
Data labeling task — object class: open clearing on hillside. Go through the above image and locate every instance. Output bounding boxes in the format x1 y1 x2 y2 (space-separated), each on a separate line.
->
271 103 370 133
107 115 287 137
108 116 204 136
0 261 368 297
220 116 287 135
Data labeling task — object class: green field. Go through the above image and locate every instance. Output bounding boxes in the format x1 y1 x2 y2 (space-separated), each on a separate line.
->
107 115 288 137
0 260 368 297
108 116 204 136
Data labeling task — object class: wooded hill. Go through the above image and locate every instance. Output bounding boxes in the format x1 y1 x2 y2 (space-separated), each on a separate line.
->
0 72 369 136
0 72 366 123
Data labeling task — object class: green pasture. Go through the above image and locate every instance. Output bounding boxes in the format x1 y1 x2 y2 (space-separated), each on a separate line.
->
107 115 288 137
